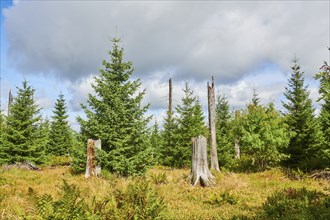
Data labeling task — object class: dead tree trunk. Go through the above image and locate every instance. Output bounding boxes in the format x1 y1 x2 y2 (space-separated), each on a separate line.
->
234 139 241 159
208 77 220 172
169 78 172 115
85 139 101 178
8 89 13 116
190 136 215 187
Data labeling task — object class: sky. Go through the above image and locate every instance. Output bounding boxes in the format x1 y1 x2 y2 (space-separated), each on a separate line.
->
1 0 329 130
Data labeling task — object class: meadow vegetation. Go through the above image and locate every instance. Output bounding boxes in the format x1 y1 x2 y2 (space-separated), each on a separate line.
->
1 39 330 219
1 165 329 219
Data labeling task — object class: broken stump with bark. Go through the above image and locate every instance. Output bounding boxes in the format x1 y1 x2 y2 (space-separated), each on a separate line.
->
190 136 215 187
85 139 101 178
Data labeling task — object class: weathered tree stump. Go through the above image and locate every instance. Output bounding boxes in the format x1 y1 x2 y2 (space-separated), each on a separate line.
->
190 136 215 187
85 139 101 178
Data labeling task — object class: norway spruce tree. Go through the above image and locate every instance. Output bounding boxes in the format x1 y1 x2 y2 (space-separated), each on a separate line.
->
314 61 330 167
0 111 5 133
0 111 5 147
251 87 261 106
175 83 206 168
282 59 324 170
216 94 234 167
77 38 151 176
47 93 73 156
161 102 178 167
149 120 163 164
239 102 289 170
0 81 44 164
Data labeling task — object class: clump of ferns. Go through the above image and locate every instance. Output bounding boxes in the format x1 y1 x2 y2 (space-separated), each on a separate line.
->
28 180 86 220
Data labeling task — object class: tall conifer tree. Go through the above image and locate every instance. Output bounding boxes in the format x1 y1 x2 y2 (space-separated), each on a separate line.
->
175 83 206 168
149 120 162 164
0 81 43 164
77 38 151 176
161 103 178 166
314 61 330 167
282 59 324 170
216 94 233 166
240 101 289 170
48 93 73 156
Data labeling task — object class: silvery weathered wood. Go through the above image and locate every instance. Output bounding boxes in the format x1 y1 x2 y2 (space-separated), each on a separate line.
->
235 139 241 159
208 77 220 172
190 136 215 187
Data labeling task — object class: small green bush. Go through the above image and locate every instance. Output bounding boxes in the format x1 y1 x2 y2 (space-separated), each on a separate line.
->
150 172 168 185
44 156 72 167
29 178 165 219
29 180 87 219
205 190 238 206
71 145 86 174
227 155 259 173
114 177 166 219
100 169 113 181
282 168 306 180
261 187 330 220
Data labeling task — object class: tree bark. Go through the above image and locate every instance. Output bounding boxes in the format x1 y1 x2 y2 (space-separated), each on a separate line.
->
169 78 172 115
190 136 215 187
208 77 220 172
234 139 241 159
85 139 101 178
8 89 13 116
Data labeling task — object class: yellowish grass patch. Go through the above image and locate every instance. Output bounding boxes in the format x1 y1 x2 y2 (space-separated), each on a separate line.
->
0 166 329 219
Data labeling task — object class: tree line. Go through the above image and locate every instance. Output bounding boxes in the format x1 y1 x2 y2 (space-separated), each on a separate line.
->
0 38 329 175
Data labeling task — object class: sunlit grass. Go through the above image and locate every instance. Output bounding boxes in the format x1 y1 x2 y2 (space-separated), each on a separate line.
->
0 166 329 219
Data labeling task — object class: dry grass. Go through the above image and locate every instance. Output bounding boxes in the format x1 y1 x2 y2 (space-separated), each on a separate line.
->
0 166 329 219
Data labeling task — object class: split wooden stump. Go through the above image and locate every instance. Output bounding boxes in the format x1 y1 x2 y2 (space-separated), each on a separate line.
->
190 136 215 187
85 139 101 178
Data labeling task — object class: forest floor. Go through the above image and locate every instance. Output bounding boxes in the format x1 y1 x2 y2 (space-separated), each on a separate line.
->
0 165 329 219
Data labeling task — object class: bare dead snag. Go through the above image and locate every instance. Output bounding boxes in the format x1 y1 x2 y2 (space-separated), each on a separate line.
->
85 139 101 178
208 77 220 172
8 89 13 116
234 139 241 159
169 78 172 115
190 136 215 187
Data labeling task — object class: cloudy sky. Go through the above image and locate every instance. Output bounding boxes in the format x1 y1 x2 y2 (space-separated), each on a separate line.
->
1 0 329 130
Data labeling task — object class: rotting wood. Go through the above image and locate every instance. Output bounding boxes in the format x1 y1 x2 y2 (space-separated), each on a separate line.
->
85 139 101 178
190 136 215 187
208 77 220 172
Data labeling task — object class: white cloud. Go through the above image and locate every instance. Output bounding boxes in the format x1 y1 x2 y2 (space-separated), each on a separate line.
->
3 1 328 129
3 1 329 83
35 97 52 110
67 74 95 111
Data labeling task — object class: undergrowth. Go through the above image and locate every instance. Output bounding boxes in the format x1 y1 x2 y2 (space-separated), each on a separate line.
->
0 166 329 219
27 178 165 220
261 187 330 219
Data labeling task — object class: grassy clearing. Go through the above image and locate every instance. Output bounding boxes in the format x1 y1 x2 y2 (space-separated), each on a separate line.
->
0 166 329 219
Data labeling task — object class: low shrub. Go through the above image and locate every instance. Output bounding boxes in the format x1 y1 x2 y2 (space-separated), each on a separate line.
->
205 190 238 206
282 168 306 180
113 177 166 219
44 156 72 167
28 178 165 219
226 155 260 173
261 187 330 220
28 180 87 219
149 172 168 185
